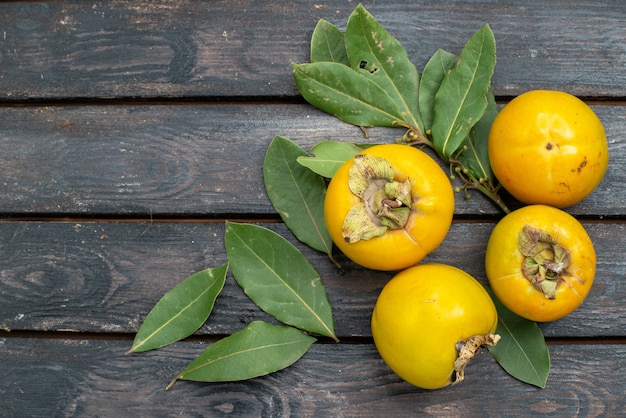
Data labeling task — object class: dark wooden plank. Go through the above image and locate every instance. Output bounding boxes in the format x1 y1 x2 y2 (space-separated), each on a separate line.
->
1 1 626 100
0 1 622 415
0 104 623 217
1 337 624 417
1 221 623 338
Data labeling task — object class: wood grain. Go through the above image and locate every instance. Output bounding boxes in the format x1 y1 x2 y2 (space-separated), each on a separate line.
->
0 221 623 338
0 1 625 100
1 0 625 415
1 338 624 417
0 104 624 217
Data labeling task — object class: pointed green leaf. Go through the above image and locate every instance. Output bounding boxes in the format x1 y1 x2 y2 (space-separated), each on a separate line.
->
225 222 337 341
264 135 332 255
345 4 422 131
169 321 316 386
485 286 551 388
311 19 349 64
419 49 458 132
128 264 228 353
458 88 498 183
431 24 496 159
296 140 365 178
292 61 408 128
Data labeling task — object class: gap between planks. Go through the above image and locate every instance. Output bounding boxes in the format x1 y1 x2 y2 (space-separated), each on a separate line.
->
2 329 626 347
0 96 625 109
1 215 625 224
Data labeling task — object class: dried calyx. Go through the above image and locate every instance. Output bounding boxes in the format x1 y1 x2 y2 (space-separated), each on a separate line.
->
518 224 572 299
342 154 414 243
453 333 500 384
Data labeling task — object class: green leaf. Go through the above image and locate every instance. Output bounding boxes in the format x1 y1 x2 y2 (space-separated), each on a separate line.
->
458 88 498 183
224 222 337 341
264 135 332 256
292 61 408 128
128 265 228 353
485 286 551 388
419 49 458 132
431 24 496 159
345 4 422 131
310 19 349 65
168 321 316 387
296 140 365 178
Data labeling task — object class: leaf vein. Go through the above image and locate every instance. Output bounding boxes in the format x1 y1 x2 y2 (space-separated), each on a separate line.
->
441 34 486 155
279 145 331 256
134 283 214 351
232 228 333 338
499 319 542 380
180 339 306 377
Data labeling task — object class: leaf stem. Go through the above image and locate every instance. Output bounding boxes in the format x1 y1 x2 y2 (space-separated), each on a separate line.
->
328 253 342 269
165 375 180 391
474 180 511 214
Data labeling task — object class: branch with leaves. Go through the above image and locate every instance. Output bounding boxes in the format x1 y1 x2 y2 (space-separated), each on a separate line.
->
292 5 510 213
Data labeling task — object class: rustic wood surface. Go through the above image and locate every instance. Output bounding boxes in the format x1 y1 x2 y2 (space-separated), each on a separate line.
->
0 104 624 218
2 339 625 417
1 1 626 100
1 1 625 416
0 221 624 339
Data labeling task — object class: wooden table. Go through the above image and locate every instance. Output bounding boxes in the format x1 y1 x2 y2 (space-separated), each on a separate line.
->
1 1 624 416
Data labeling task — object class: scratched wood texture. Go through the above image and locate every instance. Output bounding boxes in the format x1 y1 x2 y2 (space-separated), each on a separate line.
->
1 1 626 100
0 104 624 218
0 0 625 417
1 339 625 417
0 221 624 339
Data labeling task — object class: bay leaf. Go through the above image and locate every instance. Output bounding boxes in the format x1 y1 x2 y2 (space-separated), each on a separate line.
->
127 264 228 354
458 88 498 184
224 222 337 342
345 4 422 131
419 49 458 132
485 286 550 388
292 61 408 128
296 140 365 178
311 19 349 65
431 24 496 159
264 135 332 256
168 321 316 387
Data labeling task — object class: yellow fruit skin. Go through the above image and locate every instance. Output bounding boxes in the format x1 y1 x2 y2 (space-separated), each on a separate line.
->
371 264 498 389
488 90 608 208
485 204 596 322
324 144 454 271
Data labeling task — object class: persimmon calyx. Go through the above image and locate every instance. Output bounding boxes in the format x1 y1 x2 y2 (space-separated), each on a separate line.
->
453 333 501 385
518 224 572 299
342 154 413 243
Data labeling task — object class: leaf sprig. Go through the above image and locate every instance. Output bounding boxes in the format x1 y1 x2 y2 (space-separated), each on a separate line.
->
129 219 336 388
293 4 510 213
